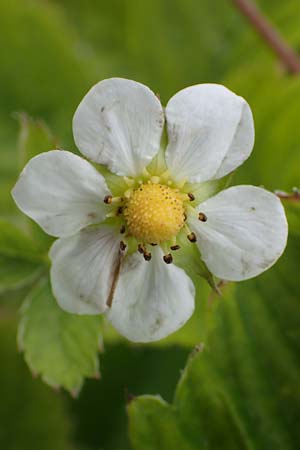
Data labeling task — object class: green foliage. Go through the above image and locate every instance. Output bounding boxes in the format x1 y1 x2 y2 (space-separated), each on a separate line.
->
0 317 73 450
17 114 58 169
0 220 43 293
128 230 300 450
70 344 189 450
0 0 299 448
18 278 102 394
16 113 57 250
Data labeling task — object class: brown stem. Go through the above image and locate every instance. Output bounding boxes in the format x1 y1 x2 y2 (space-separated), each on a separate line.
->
232 0 300 74
275 188 300 203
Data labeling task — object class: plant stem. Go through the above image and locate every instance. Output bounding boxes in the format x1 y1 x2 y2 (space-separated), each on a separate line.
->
232 0 300 74
275 188 300 203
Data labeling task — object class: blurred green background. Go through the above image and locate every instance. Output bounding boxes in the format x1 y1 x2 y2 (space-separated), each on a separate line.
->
0 0 300 449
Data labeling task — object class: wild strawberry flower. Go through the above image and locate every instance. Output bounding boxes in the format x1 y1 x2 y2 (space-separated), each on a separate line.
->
12 78 288 342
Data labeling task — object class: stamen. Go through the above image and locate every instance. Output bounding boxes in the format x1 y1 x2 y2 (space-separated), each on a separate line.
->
184 224 197 243
103 195 122 204
187 232 197 243
198 212 207 222
120 224 126 234
117 206 124 215
163 253 173 264
138 243 145 254
119 241 127 251
170 244 180 251
103 195 112 204
143 252 152 261
187 192 195 201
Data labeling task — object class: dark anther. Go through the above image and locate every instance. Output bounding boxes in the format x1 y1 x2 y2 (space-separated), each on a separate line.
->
150 243 158 246
117 206 124 215
163 253 173 264
104 195 112 204
187 232 197 243
143 252 152 261
170 244 180 251
188 192 195 201
120 224 126 234
120 241 127 251
138 244 145 254
198 212 207 222
183 213 187 221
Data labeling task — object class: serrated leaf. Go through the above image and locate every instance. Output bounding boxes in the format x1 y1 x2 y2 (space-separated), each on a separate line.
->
0 316 73 450
129 348 250 450
0 220 44 293
128 231 300 449
18 278 102 394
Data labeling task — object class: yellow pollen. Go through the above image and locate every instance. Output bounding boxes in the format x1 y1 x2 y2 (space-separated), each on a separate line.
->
124 183 185 244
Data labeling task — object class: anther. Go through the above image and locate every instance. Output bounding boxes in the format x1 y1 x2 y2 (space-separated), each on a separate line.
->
187 192 195 201
198 212 207 222
150 243 158 246
170 244 180 251
120 224 126 234
104 195 112 204
183 213 187 221
138 244 145 254
104 195 122 204
117 206 124 215
163 254 173 264
187 232 197 243
120 241 127 251
143 252 152 261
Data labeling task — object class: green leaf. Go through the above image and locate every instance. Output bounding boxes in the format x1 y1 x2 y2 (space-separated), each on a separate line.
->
17 113 58 169
0 220 44 293
18 278 102 394
0 316 73 450
129 348 250 450
128 231 300 449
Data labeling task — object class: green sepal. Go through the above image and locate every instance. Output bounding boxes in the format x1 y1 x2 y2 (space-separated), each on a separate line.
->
182 172 233 206
173 230 218 293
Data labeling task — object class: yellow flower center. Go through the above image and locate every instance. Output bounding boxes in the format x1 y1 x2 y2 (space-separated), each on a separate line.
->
124 183 185 244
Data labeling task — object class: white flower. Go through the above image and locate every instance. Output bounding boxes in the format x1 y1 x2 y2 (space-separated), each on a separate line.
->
12 78 288 342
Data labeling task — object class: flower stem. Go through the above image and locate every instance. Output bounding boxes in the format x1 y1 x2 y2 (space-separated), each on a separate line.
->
275 188 300 203
232 0 300 74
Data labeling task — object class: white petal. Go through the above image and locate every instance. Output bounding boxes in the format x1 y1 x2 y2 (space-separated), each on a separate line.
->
49 226 121 314
165 84 254 183
12 150 110 237
188 186 288 281
107 247 195 342
73 78 164 176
